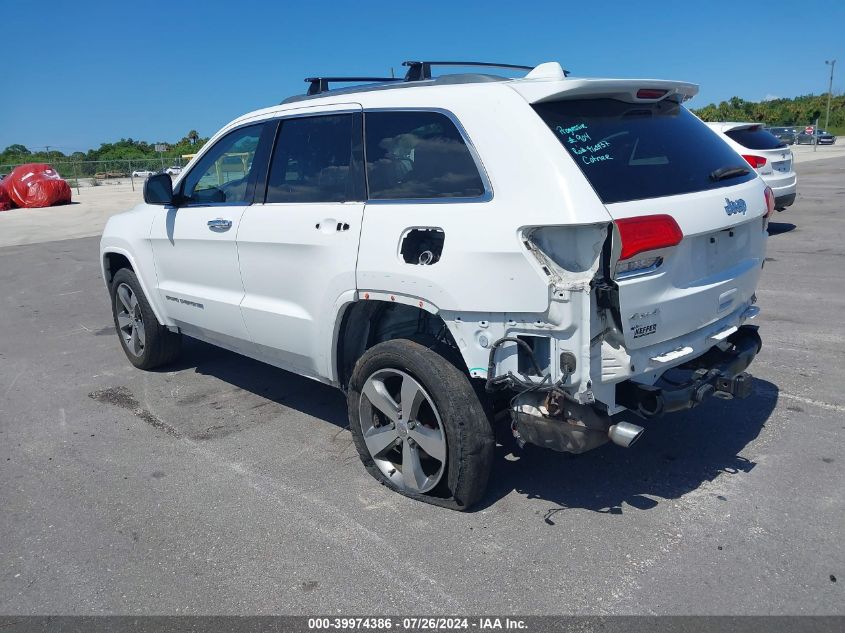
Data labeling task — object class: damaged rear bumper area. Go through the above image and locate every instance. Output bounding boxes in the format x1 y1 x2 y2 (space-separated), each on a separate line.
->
511 325 762 455
616 325 762 418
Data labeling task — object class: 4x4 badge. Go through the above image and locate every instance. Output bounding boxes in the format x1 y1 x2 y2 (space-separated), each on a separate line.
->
724 198 747 216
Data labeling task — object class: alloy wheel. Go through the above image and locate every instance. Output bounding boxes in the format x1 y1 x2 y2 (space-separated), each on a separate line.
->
358 368 447 494
115 282 145 357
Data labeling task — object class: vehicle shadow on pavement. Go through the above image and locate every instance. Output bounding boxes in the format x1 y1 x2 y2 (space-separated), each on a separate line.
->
165 338 349 433
767 222 796 235
165 339 777 516
479 378 778 516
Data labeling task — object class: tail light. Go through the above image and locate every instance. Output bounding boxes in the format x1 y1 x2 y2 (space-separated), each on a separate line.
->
614 215 683 278
764 187 775 216
743 154 767 169
763 186 775 230
615 215 683 261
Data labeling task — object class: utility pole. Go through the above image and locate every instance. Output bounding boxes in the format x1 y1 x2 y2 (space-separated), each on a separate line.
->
824 59 836 132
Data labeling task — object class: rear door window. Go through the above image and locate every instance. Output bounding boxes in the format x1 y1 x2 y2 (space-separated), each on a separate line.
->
265 113 364 203
533 99 756 204
725 127 786 150
364 111 486 200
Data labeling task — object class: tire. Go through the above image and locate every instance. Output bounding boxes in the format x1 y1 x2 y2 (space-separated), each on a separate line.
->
347 338 494 511
110 268 181 370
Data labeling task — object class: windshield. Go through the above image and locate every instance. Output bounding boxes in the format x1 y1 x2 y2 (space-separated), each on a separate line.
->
533 99 756 204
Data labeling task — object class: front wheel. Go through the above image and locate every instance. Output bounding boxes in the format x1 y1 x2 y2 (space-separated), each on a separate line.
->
347 338 494 510
110 268 181 369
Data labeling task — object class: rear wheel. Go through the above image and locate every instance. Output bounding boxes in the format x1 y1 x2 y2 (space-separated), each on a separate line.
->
110 268 181 369
347 338 494 510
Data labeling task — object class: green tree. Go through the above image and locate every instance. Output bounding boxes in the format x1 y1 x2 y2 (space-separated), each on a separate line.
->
692 93 845 134
4 144 30 154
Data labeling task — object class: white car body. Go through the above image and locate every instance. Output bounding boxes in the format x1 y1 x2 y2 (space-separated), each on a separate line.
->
706 122 797 210
131 169 155 178
100 61 769 505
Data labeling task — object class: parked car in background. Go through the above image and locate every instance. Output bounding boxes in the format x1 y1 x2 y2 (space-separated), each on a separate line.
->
164 165 182 176
706 122 796 210
132 169 156 178
795 129 836 145
766 126 796 145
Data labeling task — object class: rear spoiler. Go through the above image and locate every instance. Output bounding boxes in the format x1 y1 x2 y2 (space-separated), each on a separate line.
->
510 78 699 105
713 123 764 133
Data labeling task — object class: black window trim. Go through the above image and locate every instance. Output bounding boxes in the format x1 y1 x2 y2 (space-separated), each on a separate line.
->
362 107 493 204
258 107 365 205
175 106 494 207
176 120 276 208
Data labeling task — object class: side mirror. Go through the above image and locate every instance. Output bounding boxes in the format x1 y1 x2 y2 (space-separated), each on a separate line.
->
144 173 176 205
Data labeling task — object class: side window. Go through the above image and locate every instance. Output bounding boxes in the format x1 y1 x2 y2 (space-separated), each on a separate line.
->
364 111 485 200
265 114 362 203
181 124 265 204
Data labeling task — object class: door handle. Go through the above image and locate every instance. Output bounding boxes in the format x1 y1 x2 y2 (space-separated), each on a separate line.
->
314 219 350 233
207 218 232 231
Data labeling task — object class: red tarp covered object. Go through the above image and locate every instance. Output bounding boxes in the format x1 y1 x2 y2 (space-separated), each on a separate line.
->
0 181 12 211
4 163 72 208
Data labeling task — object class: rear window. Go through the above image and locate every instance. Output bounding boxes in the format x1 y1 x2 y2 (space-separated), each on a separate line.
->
364 111 485 200
725 127 786 150
533 99 756 204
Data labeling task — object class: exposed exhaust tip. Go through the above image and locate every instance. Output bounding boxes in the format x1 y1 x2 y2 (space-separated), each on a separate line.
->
608 421 645 448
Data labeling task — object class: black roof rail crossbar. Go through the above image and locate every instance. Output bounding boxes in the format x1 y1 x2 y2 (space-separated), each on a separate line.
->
305 76 402 96
402 61 534 81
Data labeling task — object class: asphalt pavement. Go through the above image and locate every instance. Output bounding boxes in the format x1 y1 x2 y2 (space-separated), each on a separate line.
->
0 158 843 615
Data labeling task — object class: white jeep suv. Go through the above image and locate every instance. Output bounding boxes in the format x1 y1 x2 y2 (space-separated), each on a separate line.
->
100 61 770 510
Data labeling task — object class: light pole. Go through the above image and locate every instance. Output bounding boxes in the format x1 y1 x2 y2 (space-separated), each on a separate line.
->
824 59 836 132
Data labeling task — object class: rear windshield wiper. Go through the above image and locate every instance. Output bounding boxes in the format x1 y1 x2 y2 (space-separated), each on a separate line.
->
710 165 750 181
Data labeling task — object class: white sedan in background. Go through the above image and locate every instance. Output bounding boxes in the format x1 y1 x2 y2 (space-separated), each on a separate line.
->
131 169 156 178
706 122 797 210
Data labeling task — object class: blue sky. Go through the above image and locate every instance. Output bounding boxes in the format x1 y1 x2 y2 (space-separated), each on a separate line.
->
1 0 842 153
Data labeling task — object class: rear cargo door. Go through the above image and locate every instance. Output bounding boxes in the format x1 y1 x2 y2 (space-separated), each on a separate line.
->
604 182 767 349
533 97 768 349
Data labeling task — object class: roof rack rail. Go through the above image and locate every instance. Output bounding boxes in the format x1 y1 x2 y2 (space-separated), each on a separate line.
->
295 61 566 100
402 61 534 81
305 76 402 96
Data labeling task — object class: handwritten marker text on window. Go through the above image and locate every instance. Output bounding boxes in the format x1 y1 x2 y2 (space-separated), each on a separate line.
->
556 123 613 165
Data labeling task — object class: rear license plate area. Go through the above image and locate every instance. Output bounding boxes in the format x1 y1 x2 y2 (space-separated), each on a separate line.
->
701 225 748 277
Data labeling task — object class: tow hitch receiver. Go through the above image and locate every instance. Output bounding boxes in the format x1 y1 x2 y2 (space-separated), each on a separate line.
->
714 372 753 399
616 325 762 418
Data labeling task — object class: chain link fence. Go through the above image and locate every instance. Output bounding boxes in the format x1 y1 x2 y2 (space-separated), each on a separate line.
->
0 157 189 194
